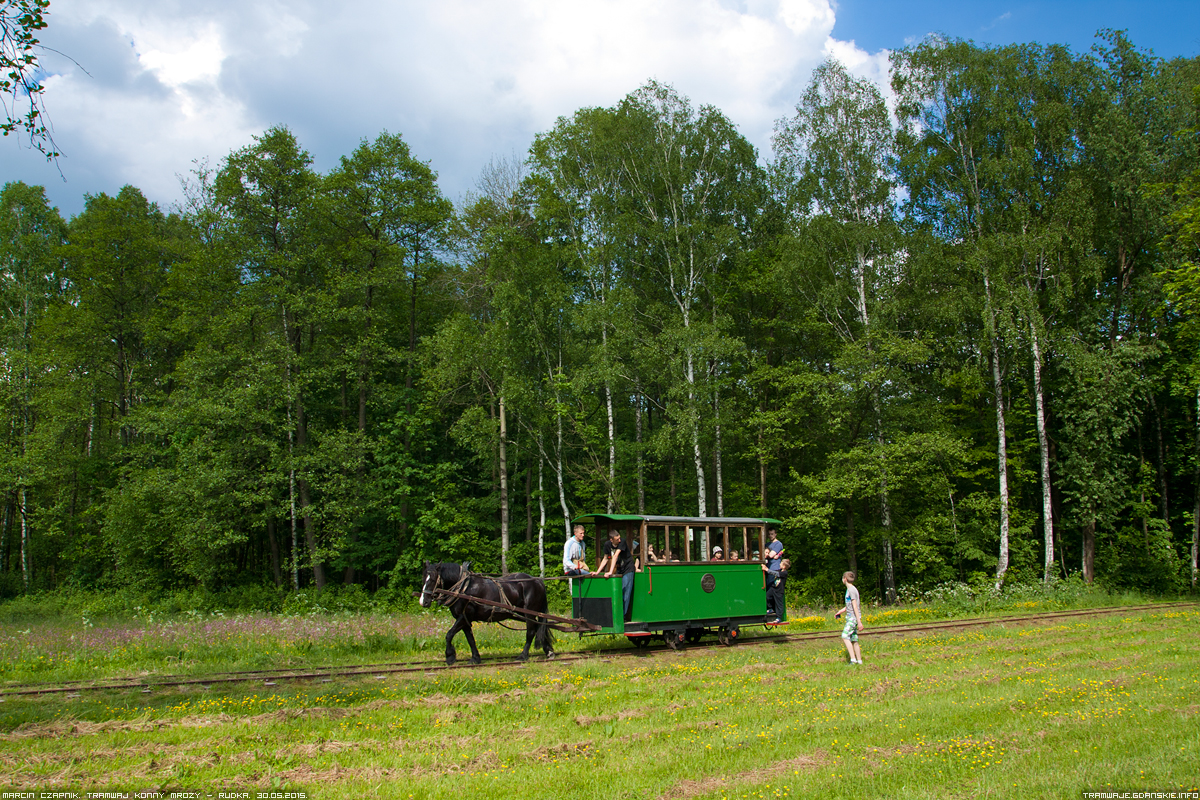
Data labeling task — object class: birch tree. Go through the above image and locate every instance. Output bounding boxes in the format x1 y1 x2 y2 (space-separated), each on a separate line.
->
775 58 901 601
614 82 758 517
894 40 1047 589
214 127 326 588
0 181 63 590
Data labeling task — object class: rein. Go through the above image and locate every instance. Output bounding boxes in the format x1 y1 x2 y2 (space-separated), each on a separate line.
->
441 565 518 622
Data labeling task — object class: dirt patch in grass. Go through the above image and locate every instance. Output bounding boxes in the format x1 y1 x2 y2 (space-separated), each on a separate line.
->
281 740 362 758
6 730 499 789
2 717 175 739
574 709 646 726
416 691 461 706
659 749 830 799
245 763 401 786
248 706 352 725
763 750 831 778
1095 656 1139 669
720 662 786 677
524 740 595 763
0 736 231 770
2 703 386 742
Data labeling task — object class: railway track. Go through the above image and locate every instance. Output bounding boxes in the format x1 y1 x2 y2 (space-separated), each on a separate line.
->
2 601 1192 698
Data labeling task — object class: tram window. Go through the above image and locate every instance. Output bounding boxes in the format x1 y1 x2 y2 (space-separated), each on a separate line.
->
645 527 670 562
711 527 724 560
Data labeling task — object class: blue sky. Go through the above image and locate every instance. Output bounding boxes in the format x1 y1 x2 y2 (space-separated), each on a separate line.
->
2 0 1197 219
833 0 1199 59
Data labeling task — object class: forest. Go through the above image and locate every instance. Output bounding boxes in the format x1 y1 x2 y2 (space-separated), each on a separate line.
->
3 31 1200 606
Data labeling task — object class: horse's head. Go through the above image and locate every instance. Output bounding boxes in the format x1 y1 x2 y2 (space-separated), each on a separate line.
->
419 561 473 608
418 561 439 608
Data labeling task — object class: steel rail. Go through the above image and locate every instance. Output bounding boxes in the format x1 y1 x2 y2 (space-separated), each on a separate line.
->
743 601 1197 648
1 602 1192 698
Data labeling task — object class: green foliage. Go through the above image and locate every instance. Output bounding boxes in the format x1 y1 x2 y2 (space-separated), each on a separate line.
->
894 572 1124 615
0 0 55 157
2 37 1199 607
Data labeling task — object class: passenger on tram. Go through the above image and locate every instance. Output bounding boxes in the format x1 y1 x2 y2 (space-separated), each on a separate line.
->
766 558 791 621
766 528 785 570
729 550 740 561
711 546 724 561
600 530 635 622
563 524 590 576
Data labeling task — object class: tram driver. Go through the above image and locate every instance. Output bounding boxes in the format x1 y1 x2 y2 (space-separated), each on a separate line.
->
598 530 635 622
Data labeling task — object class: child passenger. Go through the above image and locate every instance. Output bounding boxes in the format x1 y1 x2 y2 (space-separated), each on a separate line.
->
833 571 864 664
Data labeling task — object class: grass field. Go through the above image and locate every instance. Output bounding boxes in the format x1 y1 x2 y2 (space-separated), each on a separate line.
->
1 605 1197 799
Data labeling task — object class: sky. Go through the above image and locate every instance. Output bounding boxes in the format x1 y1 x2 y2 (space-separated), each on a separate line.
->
2 0 1198 218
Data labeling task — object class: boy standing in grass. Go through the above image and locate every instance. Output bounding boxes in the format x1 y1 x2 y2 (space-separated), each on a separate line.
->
834 571 863 664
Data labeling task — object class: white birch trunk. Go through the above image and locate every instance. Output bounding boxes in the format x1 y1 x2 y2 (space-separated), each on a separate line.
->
982 271 1011 590
992 334 1011 590
1193 387 1200 589
538 438 546 578
759 419 768 514
1031 322 1055 584
687 349 707 517
19 487 29 592
635 395 645 515
858 245 895 603
282 304 299 591
499 392 509 574
606 380 615 513
875 410 896 604
1 502 8 573
556 406 571 540
714 388 724 517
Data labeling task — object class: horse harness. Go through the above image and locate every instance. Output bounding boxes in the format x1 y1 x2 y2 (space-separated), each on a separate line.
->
441 564 517 622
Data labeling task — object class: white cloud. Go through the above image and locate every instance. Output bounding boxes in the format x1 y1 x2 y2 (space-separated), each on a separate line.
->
823 36 895 111
136 23 224 90
2 0 892 215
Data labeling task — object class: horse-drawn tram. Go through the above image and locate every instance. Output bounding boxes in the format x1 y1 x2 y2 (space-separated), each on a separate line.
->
569 514 787 649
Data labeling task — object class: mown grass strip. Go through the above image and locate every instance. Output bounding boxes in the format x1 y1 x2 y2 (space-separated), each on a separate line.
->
0 608 1196 799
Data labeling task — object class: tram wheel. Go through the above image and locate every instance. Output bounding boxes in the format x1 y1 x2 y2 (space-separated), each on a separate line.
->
718 624 740 647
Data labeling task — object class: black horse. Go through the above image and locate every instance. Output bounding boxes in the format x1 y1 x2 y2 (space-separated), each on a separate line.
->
418 561 555 665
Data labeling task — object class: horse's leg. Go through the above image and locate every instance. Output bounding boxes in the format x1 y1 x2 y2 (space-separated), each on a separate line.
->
532 587 555 658
445 615 464 665
519 619 535 661
460 618 482 665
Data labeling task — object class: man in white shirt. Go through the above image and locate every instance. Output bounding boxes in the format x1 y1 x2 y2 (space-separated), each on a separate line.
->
563 524 590 576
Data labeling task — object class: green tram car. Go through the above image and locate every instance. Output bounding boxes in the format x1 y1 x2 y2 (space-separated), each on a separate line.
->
569 514 786 649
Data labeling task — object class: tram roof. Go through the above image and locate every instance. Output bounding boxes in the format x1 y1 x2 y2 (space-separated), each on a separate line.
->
572 513 783 527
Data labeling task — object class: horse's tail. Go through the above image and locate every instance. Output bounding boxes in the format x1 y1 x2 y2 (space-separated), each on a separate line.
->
536 617 555 653
532 581 555 653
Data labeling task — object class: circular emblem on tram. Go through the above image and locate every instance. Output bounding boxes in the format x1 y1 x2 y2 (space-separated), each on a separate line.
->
701 573 716 593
